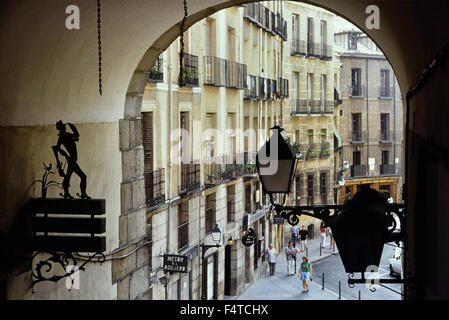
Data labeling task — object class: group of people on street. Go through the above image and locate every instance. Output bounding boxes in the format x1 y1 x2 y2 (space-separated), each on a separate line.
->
265 241 313 294
265 222 336 294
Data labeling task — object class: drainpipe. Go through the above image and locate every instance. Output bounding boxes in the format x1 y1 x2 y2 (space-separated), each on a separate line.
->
393 74 396 173
366 57 369 173
167 46 173 269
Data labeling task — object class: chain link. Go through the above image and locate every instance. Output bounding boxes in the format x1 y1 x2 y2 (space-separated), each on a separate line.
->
97 0 103 95
178 0 188 87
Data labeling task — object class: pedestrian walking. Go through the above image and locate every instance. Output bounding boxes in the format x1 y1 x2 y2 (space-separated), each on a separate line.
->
298 225 309 252
320 222 327 248
290 225 299 247
284 241 298 276
297 256 313 293
328 226 334 250
266 243 277 276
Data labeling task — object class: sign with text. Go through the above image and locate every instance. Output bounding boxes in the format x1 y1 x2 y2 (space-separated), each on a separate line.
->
242 228 257 247
273 215 284 225
163 254 188 273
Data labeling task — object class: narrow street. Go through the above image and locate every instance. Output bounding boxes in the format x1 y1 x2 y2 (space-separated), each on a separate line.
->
237 240 402 300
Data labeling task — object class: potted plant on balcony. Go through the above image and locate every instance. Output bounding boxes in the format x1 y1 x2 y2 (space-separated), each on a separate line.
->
307 150 318 159
292 141 301 155
320 149 331 158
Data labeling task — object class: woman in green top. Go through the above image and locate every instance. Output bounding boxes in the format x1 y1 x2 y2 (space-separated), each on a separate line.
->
297 256 312 293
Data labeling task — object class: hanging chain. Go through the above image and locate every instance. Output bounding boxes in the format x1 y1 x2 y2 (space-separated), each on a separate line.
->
97 0 103 95
178 0 188 87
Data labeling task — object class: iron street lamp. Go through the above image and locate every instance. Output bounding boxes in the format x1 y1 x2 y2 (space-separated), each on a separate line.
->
256 126 409 293
200 224 223 300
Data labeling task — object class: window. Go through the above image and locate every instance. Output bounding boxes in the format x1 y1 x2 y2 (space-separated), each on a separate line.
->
307 173 314 205
351 68 362 96
320 20 327 45
321 75 327 106
348 32 358 50
227 113 236 161
226 185 235 224
307 18 314 43
320 172 328 194
352 113 362 141
307 74 312 100
353 151 361 165
292 72 299 100
380 113 390 140
178 202 189 251
380 69 390 97
295 130 300 143
292 14 300 40
295 174 302 202
180 112 190 163
245 184 251 213
142 112 155 203
382 150 390 165
205 19 216 56
205 194 216 234
227 27 235 62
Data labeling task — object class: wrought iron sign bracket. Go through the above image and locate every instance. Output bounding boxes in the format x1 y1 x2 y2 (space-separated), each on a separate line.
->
31 251 106 290
347 272 413 293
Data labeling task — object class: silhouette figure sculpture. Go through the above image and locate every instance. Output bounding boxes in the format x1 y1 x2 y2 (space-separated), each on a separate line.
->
52 120 91 199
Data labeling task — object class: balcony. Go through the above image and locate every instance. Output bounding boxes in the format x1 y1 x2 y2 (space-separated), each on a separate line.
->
147 56 163 82
275 13 287 40
324 100 334 114
266 79 273 100
320 44 332 60
307 42 321 57
291 99 310 115
277 78 289 99
351 164 367 177
205 160 229 188
179 161 201 195
181 53 199 87
306 143 320 160
145 168 165 211
350 130 366 144
320 142 331 158
378 86 394 98
244 75 257 100
380 163 396 175
310 100 322 114
379 130 394 143
243 3 263 27
205 56 247 89
258 76 266 100
291 39 307 56
349 84 366 97
239 151 257 178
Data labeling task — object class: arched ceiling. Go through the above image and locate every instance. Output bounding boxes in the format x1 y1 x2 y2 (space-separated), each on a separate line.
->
0 0 447 127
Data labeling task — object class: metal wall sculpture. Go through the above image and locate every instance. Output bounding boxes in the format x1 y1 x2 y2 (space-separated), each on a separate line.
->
52 120 90 199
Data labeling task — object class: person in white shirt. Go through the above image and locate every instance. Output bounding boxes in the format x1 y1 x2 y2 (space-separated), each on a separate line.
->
284 241 298 276
266 243 277 276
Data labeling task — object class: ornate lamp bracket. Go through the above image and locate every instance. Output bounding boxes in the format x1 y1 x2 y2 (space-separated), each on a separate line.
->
31 251 106 290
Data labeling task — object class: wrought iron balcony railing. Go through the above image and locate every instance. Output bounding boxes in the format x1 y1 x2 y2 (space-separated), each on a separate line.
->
320 44 332 60
276 13 287 40
258 76 266 100
310 100 322 114
379 130 394 143
244 75 257 100
266 79 273 100
147 56 163 82
307 42 321 57
179 161 201 195
324 100 334 114
351 164 367 177
378 86 394 98
145 168 165 211
181 53 199 87
291 39 307 56
320 142 331 158
277 78 289 98
380 163 396 175
306 143 320 160
205 56 247 89
291 99 310 115
351 130 366 144
349 84 366 97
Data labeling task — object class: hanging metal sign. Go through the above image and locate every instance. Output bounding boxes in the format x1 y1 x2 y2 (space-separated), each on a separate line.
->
242 228 257 247
163 254 188 273
273 215 285 225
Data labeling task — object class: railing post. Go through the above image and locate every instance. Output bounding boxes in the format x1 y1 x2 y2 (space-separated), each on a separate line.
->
322 273 324 290
358 290 361 300
338 281 341 299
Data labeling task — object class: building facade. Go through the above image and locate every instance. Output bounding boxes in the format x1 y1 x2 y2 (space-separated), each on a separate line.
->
142 1 339 300
334 30 403 204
